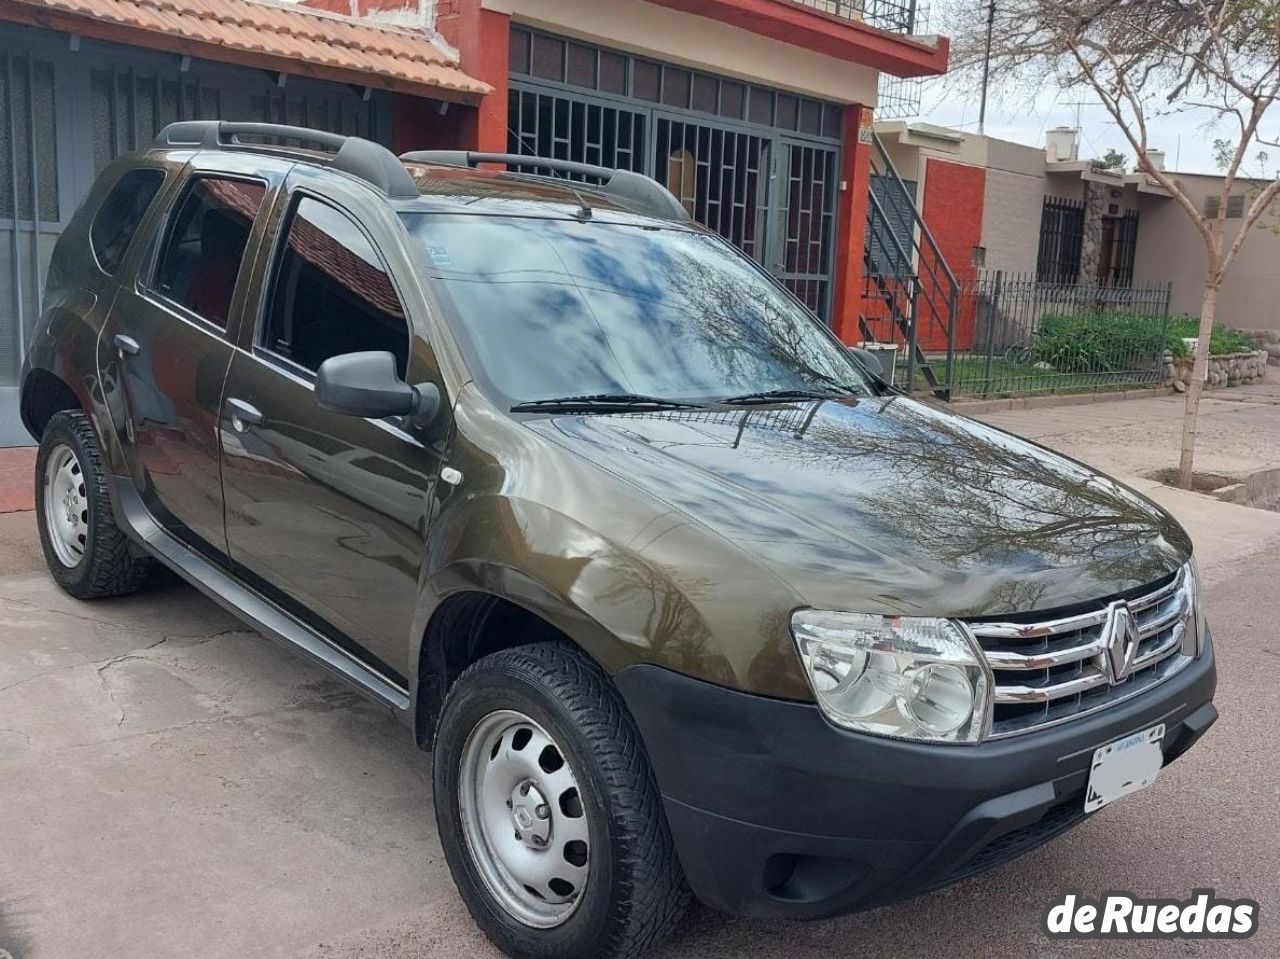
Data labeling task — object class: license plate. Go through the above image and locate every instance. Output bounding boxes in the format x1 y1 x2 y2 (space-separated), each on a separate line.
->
1084 723 1165 813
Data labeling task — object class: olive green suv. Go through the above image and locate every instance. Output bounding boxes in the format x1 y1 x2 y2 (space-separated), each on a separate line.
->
22 122 1217 959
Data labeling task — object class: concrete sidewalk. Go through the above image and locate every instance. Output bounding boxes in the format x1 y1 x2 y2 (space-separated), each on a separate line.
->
969 375 1280 481
971 377 1280 582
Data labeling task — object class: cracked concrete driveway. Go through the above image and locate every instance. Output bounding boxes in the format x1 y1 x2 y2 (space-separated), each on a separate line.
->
2 389 1279 959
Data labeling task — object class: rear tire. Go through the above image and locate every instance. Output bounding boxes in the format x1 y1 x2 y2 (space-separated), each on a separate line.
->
433 643 689 959
35 410 151 599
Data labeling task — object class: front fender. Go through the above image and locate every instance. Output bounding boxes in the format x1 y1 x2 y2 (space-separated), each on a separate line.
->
408 486 812 732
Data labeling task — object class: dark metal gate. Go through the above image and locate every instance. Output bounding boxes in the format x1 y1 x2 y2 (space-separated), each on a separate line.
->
0 22 389 444
507 26 841 323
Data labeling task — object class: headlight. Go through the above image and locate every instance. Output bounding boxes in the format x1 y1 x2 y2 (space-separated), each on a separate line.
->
790 611 992 744
1182 559 1208 657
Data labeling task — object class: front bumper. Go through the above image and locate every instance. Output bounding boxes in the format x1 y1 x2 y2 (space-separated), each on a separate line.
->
614 634 1217 919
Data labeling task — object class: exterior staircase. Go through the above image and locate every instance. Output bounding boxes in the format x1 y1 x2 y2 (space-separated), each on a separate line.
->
859 131 958 398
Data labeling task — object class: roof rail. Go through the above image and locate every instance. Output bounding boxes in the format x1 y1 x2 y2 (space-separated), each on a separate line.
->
154 121 419 199
400 150 690 222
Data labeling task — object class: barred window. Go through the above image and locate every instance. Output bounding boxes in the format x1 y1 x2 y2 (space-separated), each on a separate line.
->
1036 197 1085 283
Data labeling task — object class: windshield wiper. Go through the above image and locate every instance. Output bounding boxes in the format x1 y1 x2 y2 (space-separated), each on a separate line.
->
716 387 849 406
511 392 710 413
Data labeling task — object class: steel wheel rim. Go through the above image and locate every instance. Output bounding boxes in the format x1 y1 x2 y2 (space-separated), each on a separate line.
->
458 709 590 929
43 444 89 569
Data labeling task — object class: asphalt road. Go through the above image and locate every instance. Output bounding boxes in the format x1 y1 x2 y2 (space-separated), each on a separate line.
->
1 439 1277 957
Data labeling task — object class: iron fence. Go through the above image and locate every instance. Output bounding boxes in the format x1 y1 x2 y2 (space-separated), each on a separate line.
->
946 272 1173 399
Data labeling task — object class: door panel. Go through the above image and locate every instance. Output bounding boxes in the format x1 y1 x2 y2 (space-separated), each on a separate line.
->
220 190 443 680
104 167 271 552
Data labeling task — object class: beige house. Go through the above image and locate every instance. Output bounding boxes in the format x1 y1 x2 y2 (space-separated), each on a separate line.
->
875 121 1280 333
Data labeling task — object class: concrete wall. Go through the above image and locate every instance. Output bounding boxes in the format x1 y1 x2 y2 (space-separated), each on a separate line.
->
980 139 1047 276
1133 173 1280 329
484 0 880 105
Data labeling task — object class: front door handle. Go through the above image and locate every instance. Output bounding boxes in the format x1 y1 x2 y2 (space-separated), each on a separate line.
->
225 397 265 431
112 333 141 358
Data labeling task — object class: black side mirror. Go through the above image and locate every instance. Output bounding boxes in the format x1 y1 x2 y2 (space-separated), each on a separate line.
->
315 351 440 427
849 346 884 380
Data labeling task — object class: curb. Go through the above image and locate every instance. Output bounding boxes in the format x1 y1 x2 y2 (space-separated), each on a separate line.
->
943 387 1168 416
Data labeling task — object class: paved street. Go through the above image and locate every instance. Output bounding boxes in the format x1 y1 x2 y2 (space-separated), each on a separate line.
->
2 386 1279 958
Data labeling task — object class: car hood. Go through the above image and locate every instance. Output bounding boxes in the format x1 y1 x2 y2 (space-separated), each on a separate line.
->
524 395 1190 617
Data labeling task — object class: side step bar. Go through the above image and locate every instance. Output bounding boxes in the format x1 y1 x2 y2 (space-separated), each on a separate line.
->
112 480 410 712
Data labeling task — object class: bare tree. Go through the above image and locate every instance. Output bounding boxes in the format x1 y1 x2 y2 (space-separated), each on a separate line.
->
949 0 1280 486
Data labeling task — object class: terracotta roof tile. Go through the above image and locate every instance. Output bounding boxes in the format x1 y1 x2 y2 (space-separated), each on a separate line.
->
0 0 489 101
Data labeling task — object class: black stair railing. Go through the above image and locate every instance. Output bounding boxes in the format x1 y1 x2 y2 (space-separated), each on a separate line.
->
860 131 959 398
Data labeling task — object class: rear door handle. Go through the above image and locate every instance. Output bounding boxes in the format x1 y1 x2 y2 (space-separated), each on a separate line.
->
112 333 141 357
225 397 265 431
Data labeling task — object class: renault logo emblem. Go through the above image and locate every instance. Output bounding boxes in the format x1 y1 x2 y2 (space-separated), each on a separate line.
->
1102 601 1141 683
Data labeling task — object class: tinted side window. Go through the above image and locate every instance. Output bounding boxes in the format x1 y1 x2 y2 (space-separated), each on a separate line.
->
153 177 267 326
90 169 165 275
262 198 409 378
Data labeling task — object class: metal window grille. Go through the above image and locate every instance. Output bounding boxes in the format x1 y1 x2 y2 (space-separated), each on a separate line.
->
1110 210 1139 286
1036 197 1085 283
507 27 842 323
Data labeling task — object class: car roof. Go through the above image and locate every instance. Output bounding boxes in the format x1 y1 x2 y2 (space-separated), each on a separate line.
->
143 123 691 228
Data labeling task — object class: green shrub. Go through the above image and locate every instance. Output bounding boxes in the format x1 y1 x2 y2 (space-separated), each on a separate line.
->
1164 316 1257 357
1031 311 1168 373
1028 311 1258 372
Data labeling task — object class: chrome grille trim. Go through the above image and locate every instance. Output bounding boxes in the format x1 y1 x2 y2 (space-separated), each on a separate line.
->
971 573 1182 641
969 569 1195 738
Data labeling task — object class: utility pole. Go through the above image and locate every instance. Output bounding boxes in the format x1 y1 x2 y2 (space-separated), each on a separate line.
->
978 0 995 134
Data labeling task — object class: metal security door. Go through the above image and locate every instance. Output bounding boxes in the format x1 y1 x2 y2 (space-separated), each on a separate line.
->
508 28 843 324
0 45 68 445
0 22 392 444
652 113 772 265
509 84 648 174
774 140 838 319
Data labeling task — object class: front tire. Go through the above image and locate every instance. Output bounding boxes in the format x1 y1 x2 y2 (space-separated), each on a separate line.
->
35 410 151 599
433 643 689 959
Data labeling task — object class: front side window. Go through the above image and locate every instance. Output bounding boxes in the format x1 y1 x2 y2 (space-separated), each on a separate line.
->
262 197 409 378
90 168 165 275
400 214 869 406
152 176 267 326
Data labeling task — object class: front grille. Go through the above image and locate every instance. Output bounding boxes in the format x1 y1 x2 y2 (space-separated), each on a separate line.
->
968 569 1195 738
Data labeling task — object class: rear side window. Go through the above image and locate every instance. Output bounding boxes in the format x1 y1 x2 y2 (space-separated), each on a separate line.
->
152 176 268 327
90 169 165 275
261 197 409 377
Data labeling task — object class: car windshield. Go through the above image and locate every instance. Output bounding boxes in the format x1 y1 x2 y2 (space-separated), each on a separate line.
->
400 214 872 407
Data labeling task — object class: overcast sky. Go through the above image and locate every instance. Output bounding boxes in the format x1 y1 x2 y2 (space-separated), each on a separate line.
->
912 79 1246 176
908 0 1279 178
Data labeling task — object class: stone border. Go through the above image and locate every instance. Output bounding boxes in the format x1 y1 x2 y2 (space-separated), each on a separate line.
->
1161 349 1268 392
1243 329 1280 365
942 388 1164 416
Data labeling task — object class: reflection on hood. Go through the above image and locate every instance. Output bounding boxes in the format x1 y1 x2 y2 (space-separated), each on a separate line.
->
528 396 1189 617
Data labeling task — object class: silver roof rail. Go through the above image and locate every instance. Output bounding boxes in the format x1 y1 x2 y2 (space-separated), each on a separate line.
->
154 121 419 199
400 150 690 222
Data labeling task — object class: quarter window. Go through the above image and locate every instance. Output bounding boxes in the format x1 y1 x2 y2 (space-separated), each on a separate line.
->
152 177 267 326
90 169 165 275
262 197 409 378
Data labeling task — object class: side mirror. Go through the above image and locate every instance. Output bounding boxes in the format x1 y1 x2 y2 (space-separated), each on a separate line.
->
849 346 884 380
315 351 440 427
